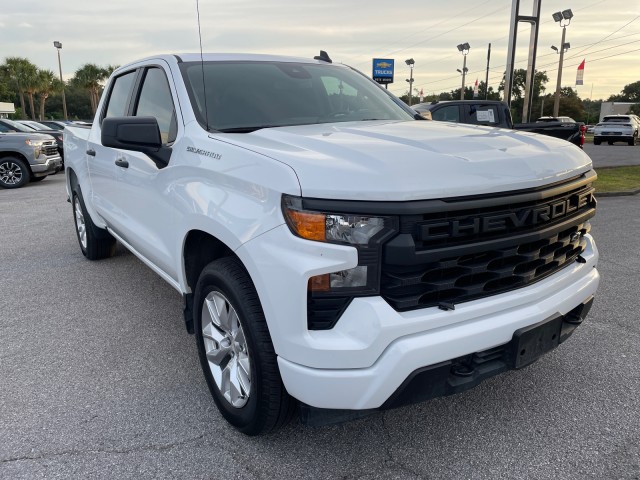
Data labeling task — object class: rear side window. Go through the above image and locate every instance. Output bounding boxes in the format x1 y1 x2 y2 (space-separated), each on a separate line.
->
431 105 460 123
104 71 137 119
134 68 177 144
466 104 499 126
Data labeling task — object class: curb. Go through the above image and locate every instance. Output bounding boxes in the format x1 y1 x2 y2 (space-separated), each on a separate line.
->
596 188 640 197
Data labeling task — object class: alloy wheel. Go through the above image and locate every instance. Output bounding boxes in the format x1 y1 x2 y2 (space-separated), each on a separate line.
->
74 197 87 249
0 161 22 186
201 291 251 408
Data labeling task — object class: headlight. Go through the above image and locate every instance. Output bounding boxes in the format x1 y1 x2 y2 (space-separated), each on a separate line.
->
282 195 397 329
282 195 386 246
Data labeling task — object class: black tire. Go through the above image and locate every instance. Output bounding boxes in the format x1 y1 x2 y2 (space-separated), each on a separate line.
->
629 134 637 146
0 157 31 189
593 139 601 145
72 186 116 260
194 257 295 435
31 176 47 182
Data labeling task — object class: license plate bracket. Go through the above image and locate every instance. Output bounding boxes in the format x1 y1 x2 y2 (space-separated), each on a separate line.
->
508 315 563 369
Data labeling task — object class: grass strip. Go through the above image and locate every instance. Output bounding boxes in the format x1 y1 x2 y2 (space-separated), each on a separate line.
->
594 166 640 193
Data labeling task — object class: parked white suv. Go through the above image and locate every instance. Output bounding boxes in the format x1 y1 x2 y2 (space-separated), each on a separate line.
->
593 114 640 145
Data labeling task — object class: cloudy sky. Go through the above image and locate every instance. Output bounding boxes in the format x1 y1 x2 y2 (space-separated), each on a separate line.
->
1 0 639 100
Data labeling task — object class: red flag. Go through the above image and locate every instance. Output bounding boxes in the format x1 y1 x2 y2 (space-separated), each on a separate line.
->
419 88 424 102
473 78 479 98
576 59 585 85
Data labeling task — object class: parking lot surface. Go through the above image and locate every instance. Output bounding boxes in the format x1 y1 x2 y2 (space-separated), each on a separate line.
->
1 172 639 479
584 142 640 168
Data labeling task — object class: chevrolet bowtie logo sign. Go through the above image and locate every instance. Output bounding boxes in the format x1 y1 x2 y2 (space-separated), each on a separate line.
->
372 58 394 85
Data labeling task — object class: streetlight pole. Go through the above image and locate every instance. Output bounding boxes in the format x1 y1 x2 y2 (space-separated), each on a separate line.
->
405 58 415 106
551 9 573 117
53 41 68 121
457 43 470 100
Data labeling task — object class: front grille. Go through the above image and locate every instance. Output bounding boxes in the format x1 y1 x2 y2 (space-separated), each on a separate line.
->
43 145 58 156
380 177 596 312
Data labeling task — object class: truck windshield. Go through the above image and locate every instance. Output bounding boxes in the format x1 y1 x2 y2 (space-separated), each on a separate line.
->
179 61 414 132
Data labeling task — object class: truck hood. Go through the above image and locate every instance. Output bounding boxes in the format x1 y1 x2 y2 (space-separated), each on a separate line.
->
0 132 55 143
220 120 593 201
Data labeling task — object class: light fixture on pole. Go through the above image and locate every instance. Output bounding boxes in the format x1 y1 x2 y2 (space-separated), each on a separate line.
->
405 58 415 106
457 43 470 100
53 41 68 121
551 9 573 117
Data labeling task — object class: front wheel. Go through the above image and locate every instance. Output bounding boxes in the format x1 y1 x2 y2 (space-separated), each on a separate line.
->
593 139 601 145
0 157 30 189
194 257 295 435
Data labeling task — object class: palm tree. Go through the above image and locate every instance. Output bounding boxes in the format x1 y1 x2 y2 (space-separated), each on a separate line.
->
72 64 108 116
36 69 63 120
4 57 38 119
24 68 41 120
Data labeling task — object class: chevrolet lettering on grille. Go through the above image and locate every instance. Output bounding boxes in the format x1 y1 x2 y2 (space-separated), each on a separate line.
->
421 190 594 240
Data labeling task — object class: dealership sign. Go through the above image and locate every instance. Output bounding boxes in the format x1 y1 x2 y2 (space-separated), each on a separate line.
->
372 58 394 84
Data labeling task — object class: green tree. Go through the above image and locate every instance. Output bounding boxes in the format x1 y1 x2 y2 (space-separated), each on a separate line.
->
538 88 586 120
23 67 41 120
629 103 640 115
4 57 38 119
499 69 549 101
608 80 640 102
36 69 63 120
72 64 109 115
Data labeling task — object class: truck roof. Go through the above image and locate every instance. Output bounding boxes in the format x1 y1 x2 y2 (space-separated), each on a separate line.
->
118 53 335 68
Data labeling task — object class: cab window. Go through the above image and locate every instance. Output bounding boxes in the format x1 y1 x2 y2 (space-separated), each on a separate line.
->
134 68 177 144
104 71 137 119
432 105 460 123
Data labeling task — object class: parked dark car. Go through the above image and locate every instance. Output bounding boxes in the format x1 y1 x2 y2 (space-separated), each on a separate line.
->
0 119 64 160
412 100 585 148
37 120 69 131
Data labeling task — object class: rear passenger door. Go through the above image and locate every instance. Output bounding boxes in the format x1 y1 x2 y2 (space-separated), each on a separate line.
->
109 63 183 279
89 69 138 225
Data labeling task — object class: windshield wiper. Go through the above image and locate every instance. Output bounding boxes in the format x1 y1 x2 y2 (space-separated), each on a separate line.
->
217 125 285 133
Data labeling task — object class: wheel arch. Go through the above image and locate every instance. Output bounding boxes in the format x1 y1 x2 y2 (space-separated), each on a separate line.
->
0 152 33 175
181 229 238 334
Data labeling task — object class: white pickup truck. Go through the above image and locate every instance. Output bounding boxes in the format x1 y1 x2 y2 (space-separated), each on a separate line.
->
64 53 599 435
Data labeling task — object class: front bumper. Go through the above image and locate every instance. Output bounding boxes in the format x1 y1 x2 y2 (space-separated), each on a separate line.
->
299 297 594 425
31 156 63 177
239 225 599 410
594 133 635 141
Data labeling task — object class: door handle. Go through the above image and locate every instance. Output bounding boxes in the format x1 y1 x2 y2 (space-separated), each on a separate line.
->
86 149 96 156
115 158 129 168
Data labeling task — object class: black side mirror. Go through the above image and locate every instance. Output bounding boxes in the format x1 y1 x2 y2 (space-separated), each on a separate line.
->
101 116 171 168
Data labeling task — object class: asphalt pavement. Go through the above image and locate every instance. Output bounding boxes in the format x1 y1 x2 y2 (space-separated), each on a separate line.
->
1 172 639 480
584 142 640 168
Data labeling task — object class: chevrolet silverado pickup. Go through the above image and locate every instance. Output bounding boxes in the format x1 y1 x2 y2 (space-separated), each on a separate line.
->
413 100 586 147
64 53 599 435
0 132 62 188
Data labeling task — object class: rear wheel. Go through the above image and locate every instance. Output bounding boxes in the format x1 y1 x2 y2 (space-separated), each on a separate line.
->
629 134 637 146
194 257 295 435
0 157 30 189
72 186 116 260
593 139 601 145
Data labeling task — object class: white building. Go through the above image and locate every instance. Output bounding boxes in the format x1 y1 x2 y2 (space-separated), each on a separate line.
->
0 102 16 119
599 102 637 122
